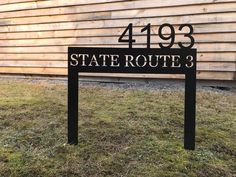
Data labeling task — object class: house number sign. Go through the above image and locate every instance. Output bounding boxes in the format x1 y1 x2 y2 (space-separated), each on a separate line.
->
68 23 197 150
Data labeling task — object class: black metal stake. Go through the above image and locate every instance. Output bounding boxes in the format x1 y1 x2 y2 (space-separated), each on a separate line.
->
68 64 78 145
184 72 196 150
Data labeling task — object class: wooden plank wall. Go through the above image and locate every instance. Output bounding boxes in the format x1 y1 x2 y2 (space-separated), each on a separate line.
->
0 0 235 80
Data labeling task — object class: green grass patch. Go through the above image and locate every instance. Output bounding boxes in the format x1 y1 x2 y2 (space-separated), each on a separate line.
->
0 80 235 177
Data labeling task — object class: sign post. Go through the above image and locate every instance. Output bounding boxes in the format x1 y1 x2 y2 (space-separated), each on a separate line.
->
68 23 197 150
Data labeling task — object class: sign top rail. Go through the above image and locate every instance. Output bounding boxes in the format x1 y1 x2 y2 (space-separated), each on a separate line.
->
68 47 196 74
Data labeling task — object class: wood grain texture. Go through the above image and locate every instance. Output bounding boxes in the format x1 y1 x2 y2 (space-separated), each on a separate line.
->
1 23 236 39
0 67 234 80
1 12 235 33
0 0 48 6
1 3 235 26
1 33 236 47
0 43 235 53
0 0 234 15
0 0 129 12
0 0 235 80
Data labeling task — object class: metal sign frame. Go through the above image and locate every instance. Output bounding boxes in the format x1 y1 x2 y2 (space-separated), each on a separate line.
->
68 47 197 150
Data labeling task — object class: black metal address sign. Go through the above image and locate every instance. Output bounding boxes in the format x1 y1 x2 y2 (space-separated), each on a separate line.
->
68 23 197 150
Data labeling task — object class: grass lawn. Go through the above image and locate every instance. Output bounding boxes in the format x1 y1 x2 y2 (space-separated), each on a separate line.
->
0 79 235 177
